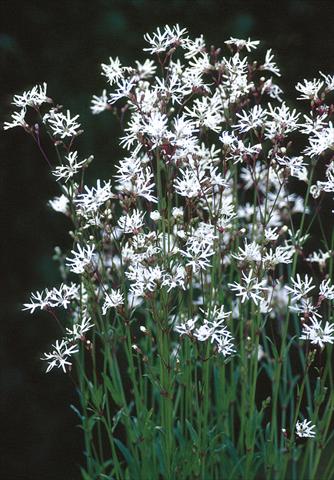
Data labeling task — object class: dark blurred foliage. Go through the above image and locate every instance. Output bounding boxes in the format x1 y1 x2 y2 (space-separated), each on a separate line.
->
1 1 334 478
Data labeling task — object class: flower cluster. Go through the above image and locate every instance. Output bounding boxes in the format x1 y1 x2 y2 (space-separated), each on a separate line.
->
5 26 334 475
287 275 334 348
175 305 235 356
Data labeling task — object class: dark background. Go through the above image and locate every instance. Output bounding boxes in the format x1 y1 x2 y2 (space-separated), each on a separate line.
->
1 1 334 479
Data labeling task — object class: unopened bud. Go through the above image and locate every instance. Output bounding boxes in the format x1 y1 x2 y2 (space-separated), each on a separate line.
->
150 210 161 221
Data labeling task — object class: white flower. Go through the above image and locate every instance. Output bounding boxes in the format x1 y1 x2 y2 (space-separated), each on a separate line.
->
289 298 320 317
232 240 262 263
299 113 327 135
306 250 331 269
101 57 124 85
75 180 112 215
194 323 214 342
175 318 197 336
116 162 157 203
222 133 262 164
48 283 80 309
41 339 79 373
217 200 236 229
126 264 164 297
102 289 124 315
23 290 51 313
261 78 283 102
52 151 87 182
233 105 267 133
222 53 252 103
180 224 217 272
135 59 157 79
48 194 69 214
154 74 187 105
316 161 334 193
193 305 235 357
320 71 334 91
184 35 206 58
276 156 307 181
216 334 236 357
162 265 186 291
262 246 294 269
229 270 267 306
172 207 183 219
205 304 232 324
109 77 137 103
285 274 315 302
265 103 300 139
170 115 198 145
66 244 96 274
3 108 28 130
118 210 145 234
295 419 316 438
260 49 281 77
174 168 204 198
304 122 334 157
300 316 334 348
319 279 334 300
91 89 110 114
23 284 79 313
12 82 49 108
185 94 223 132
225 37 259 52
66 315 94 340
46 109 81 138
143 24 188 54
296 78 324 101
264 227 280 242
143 111 168 148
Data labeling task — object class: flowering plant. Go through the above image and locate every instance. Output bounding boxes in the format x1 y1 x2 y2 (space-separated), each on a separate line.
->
5 25 334 479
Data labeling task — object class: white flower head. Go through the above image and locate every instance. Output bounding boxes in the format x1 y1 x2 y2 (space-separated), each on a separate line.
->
66 244 96 274
300 316 334 349
12 82 49 109
175 318 197 336
285 274 315 302
91 89 110 114
229 270 268 306
75 180 112 216
102 289 124 315
48 194 70 214
260 49 281 77
46 109 81 138
225 37 260 52
296 419 316 438
41 339 79 373
296 78 324 101
66 315 94 340
118 210 145 234
52 151 87 182
101 57 124 85
233 105 267 133
3 108 28 131
144 24 188 54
